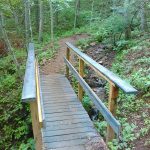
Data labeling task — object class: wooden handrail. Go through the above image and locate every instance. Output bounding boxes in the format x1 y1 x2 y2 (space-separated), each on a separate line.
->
21 43 44 149
64 58 121 137
22 43 36 102
66 42 137 94
35 60 45 128
65 42 138 143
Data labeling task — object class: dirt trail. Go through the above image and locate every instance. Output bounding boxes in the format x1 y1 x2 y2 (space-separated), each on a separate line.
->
42 34 89 75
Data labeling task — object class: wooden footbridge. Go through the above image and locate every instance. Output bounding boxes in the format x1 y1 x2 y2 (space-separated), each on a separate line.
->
22 43 137 150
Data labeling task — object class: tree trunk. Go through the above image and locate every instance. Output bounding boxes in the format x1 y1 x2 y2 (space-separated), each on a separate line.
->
124 0 131 39
28 1 33 42
24 0 33 46
0 13 21 78
24 0 30 47
74 0 80 29
34 0 39 32
125 26 131 40
10 9 20 33
90 0 94 29
8 0 20 33
140 0 148 32
49 0 54 50
38 0 43 42
55 10 59 29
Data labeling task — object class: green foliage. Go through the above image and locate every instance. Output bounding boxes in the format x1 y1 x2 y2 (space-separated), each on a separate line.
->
90 15 126 44
94 121 107 137
35 38 59 64
19 138 35 150
130 69 150 92
0 0 150 149
82 95 93 112
71 75 78 94
108 123 137 150
76 38 95 49
109 36 150 149
0 49 32 149
113 40 129 51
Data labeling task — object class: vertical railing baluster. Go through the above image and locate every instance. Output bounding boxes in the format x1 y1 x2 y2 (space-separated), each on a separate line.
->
78 58 84 101
106 84 119 143
66 47 70 78
30 101 42 150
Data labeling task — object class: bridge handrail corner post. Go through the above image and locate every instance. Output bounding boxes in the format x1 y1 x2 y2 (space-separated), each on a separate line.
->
106 83 119 143
66 47 70 78
30 101 43 150
78 58 84 101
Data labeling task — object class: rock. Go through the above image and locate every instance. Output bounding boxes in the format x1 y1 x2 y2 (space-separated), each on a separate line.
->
90 42 96 46
95 87 107 100
42 59 47 65
98 61 103 64
85 136 108 150
90 107 99 121
93 88 97 92
87 79 104 88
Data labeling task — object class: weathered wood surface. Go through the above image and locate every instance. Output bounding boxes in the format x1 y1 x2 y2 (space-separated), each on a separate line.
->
66 42 137 94
66 47 70 78
35 60 45 128
64 58 121 137
22 43 36 102
106 84 119 142
40 74 107 150
30 101 42 150
78 58 84 101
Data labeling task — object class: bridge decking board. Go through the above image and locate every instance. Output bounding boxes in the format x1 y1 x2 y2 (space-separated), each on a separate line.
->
45 111 87 118
43 132 99 143
44 123 94 131
40 74 107 150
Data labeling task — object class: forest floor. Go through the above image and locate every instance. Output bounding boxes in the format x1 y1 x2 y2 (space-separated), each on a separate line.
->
41 34 115 100
41 34 116 150
41 34 150 150
41 33 89 74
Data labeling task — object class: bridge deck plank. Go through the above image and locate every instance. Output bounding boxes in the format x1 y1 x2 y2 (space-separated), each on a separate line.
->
40 74 107 150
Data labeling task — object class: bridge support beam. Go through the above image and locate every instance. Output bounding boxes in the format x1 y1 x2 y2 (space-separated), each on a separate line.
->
30 101 42 150
106 84 118 143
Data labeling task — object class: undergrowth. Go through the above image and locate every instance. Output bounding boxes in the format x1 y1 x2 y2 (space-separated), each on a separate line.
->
108 37 150 149
75 28 150 150
0 49 34 149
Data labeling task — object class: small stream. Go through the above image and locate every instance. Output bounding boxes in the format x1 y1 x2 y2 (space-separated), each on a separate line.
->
83 43 116 120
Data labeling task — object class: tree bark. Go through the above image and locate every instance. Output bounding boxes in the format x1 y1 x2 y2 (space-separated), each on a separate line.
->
55 10 59 29
0 13 21 78
24 0 33 46
8 2 20 33
24 0 30 47
124 0 131 39
28 0 33 42
74 0 80 29
90 0 94 29
140 0 148 32
34 0 39 32
49 0 54 50
38 0 43 42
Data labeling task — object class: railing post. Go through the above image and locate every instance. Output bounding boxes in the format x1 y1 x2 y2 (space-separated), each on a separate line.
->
66 47 70 78
106 84 119 143
30 101 42 150
78 58 84 101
